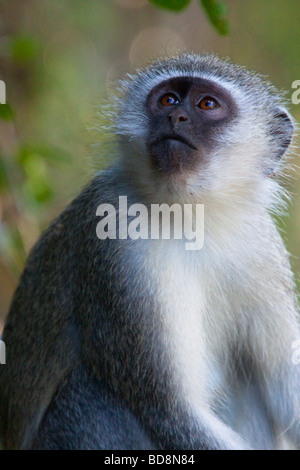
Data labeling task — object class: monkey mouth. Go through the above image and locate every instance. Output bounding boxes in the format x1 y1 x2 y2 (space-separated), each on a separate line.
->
152 134 197 151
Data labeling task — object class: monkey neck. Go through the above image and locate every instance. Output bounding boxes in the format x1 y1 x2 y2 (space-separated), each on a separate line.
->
117 140 284 239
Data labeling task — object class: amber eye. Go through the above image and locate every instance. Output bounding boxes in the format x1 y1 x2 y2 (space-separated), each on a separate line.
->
198 97 220 110
160 93 179 106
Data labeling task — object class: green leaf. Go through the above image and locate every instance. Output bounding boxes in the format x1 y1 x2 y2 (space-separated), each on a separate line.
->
0 225 26 276
17 144 71 166
0 156 7 190
10 36 39 65
22 155 53 203
200 0 229 35
15 144 71 204
10 227 27 261
24 176 53 204
148 0 191 12
0 103 14 121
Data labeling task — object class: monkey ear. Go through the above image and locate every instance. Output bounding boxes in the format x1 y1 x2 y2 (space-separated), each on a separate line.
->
270 107 294 160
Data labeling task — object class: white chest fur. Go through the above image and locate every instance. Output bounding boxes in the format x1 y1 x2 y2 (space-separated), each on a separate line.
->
147 221 266 408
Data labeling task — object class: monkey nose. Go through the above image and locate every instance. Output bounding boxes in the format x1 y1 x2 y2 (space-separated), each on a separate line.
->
168 109 189 125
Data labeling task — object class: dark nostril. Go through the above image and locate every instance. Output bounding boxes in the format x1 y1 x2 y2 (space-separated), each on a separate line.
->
169 111 189 124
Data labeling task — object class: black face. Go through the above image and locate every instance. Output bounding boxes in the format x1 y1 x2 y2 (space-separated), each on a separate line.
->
146 77 238 174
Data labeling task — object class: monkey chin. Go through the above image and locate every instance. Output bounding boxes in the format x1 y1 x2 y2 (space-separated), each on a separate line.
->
149 139 198 176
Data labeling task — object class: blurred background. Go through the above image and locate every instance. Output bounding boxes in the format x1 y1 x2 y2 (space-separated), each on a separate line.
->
0 0 300 331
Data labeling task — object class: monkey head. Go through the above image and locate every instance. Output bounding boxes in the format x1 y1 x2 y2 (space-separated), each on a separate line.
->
114 54 294 204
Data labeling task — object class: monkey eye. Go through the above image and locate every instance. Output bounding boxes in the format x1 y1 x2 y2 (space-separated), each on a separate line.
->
160 93 179 106
197 97 220 110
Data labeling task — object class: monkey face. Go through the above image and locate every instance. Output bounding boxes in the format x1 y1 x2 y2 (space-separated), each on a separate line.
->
146 77 238 174
116 55 294 202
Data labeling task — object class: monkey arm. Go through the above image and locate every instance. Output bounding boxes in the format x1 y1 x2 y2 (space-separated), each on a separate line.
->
243 219 300 449
0 211 80 449
80 290 249 450
263 361 300 449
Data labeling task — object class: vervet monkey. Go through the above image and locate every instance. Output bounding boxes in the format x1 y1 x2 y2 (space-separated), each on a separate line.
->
0 53 299 450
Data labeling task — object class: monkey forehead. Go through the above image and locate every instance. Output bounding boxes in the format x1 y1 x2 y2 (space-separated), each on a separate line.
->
119 53 283 113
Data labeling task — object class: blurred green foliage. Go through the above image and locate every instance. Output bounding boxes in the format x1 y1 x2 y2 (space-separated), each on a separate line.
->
148 0 192 12
11 36 39 65
0 104 14 121
148 0 229 35
201 0 228 35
